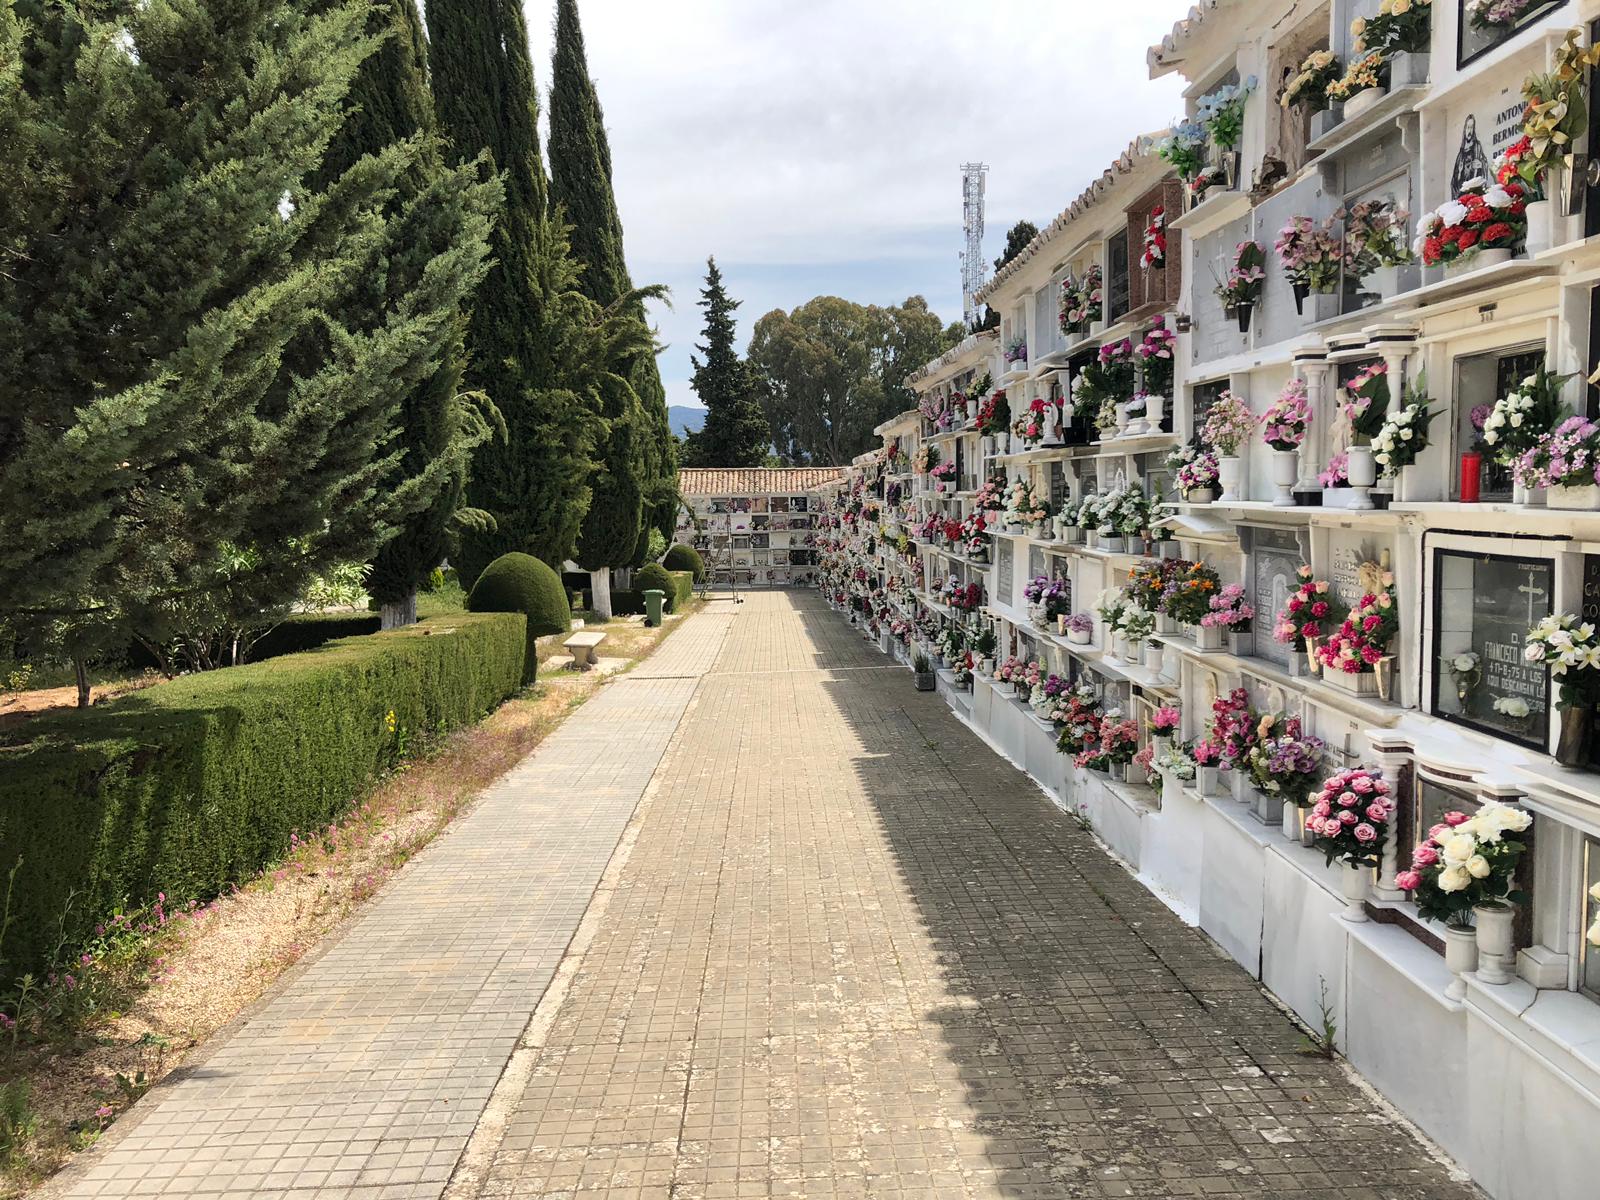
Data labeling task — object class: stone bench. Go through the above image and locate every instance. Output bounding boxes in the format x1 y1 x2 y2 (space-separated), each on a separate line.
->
563 630 607 670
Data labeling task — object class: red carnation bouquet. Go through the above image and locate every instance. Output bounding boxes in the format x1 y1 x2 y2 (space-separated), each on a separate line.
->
1414 179 1527 267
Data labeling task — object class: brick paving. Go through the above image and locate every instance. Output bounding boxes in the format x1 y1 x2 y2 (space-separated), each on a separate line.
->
56 592 1481 1199
469 591 1479 1199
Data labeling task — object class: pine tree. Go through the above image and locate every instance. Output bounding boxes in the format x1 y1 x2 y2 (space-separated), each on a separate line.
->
681 258 770 468
427 0 602 581
0 0 498 693
318 0 501 628
549 0 644 616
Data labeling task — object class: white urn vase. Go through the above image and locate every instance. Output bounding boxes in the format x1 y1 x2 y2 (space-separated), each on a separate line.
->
1270 449 1299 507
1216 455 1244 502
1345 445 1377 510
1444 923 1478 1001
1341 863 1369 922
1473 902 1517 985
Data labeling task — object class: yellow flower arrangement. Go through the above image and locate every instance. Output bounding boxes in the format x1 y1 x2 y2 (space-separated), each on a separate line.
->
1326 52 1386 103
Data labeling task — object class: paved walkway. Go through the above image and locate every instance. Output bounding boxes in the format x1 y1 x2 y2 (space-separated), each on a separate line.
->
58 592 1479 1200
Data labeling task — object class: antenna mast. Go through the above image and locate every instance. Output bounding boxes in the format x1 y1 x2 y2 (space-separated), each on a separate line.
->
959 162 989 331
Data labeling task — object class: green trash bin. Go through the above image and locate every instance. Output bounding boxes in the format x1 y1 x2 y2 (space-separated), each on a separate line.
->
643 589 666 628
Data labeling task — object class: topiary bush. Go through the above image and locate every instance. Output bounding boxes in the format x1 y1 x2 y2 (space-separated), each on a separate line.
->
0 613 524 980
468 553 570 683
666 570 694 611
662 543 705 583
635 562 676 614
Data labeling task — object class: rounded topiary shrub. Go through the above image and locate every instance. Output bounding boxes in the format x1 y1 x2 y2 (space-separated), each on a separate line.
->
662 543 705 583
467 552 570 683
635 562 677 614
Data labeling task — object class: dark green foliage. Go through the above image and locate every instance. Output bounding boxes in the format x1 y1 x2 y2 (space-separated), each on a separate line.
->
127 614 381 671
0 614 524 979
994 220 1039 271
466 553 569 682
749 295 961 464
662 544 705 583
635 563 691 613
665 570 694 611
680 259 771 467
0 0 498 662
319 0 501 616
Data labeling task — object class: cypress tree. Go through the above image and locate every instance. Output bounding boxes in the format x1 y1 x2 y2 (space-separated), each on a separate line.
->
681 258 771 468
427 0 602 582
319 0 501 628
0 0 498 692
549 0 643 616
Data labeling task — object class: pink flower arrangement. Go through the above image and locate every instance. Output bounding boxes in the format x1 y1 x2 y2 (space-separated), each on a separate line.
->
1261 379 1311 451
1318 451 1349 488
1511 414 1600 491
1199 583 1254 630
1308 767 1393 868
1318 572 1398 674
1341 362 1390 440
1152 705 1181 733
1274 565 1345 647
1141 206 1167 270
1206 688 1258 769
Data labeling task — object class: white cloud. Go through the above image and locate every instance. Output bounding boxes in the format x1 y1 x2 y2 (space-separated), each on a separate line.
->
520 0 1190 407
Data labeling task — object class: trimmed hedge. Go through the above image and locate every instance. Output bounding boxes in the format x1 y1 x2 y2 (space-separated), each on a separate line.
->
468 553 569 683
668 570 694 611
635 563 674 611
126 612 383 670
662 543 705 583
0 613 524 979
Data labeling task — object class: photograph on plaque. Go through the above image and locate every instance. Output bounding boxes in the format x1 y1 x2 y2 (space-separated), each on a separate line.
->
792 496 809 511
751 533 769 549
753 514 769 530
709 498 730 514
1433 550 1552 747
771 496 791 513
731 497 752 512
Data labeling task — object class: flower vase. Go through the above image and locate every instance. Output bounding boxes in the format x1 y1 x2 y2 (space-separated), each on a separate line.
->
1342 87 1384 119
1100 532 1126 554
1156 613 1178 636
1216 456 1243 502
1068 626 1091 646
1320 666 1379 696
1305 636 1322 676
1375 655 1395 703
1473 903 1516 985
1188 486 1216 505
1196 765 1220 797
1229 769 1251 806
1195 623 1224 652
1123 637 1143 666
1556 705 1591 769
1443 923 1478 1001
1524 199 1555 256
1291 281 1308 315
1227 630 1248 656
1548 483 1600 511
1280 800 1300 842
1056 613 1068 636
1114 403 1130 436
1235 303 1253 334
1147 395 1166 432
1341 864 1369 922
1269 449 1300 507
1346 445 1377 510
1250 786 1277 825
1108 761 1128 783
1144 641 1163 672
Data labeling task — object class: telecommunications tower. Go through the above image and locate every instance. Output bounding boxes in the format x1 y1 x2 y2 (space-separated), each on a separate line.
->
959 163 989 330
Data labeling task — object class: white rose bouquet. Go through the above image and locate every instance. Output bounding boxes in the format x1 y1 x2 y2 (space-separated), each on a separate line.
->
1397 800 1531 926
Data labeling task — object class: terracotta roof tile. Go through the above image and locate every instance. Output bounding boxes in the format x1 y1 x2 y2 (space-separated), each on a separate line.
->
678 467 846 497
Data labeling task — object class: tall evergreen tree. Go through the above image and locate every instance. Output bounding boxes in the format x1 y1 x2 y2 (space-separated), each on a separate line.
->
549 0 645 616
680 258 770 468
0 0 498 695
427 0 602 581
319 0 501 628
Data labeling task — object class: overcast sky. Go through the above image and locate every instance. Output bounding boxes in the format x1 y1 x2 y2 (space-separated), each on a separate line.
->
522 1 1191 410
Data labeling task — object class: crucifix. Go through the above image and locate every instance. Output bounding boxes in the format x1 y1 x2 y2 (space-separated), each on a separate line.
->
1519 570 1548 627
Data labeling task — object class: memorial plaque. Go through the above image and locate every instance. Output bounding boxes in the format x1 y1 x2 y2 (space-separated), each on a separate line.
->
1433 550 1551 747
1029 545 1046 582
1327 529 1393 609
1246 526 1303 669
997 540 1015 610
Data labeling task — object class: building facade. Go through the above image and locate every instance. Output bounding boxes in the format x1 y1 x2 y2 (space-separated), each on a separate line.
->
817 3 1600 1196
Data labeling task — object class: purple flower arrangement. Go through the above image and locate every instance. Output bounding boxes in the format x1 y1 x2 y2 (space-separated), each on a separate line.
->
1512 414 1600 491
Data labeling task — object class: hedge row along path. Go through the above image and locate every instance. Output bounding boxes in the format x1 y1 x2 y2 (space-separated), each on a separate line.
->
55 592 1479 1199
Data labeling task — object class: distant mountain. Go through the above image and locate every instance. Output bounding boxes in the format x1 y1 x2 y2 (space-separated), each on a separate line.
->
668 405 705 438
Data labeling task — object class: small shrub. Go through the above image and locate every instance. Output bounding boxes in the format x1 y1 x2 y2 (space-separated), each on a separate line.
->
468 553 570 683
0 1079 35 1166
662 543 705 583
913 652 932 674
666 570 694 611
635 563 676 613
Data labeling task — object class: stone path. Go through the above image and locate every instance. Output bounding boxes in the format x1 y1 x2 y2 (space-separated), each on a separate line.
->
57 592 1481 1199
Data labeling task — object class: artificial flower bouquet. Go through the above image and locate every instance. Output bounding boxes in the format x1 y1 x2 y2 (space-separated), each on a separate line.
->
1126 558 1181 612
1214 241 1266 313
1002 479 1050 527
1121 605 1156 644
1093 714 1140 769
1246 714 1327 806
1309 767 1394 868
1325 51 1387 104
1466 0 1540 30
1371 372 1435 473
1319 571 1398 674
1200 582 1254 631
1162 560 1222 626
1206 687 1259 769
1525 613 1600 710
1171 446 1221 499
1154 119 1208 184
1275 565 1348 650
1481 366 1566 464
1341 362 1390 443
1274 215 1344 296
1024 574 1070 623
1065 612 1094 644
1352 0 1431 57
946 581 984 613
1096 587 1129 636
914 444 940 475
1141 206 1167 270
1201 389 1258 457
1154 741 1198 782
1004 336 1028 365
1512 32 1600 194
1280 48 1340 112
1318 450 1350 489
1196 77 1255 151
1261 379 1312 451
975 390 1010 437
1098 337 1137 396
974 472 1008 510
1011 402 1046 447
1341 198 1414 275
1058 265 1103 336
1414 179 1527 267
1511 414 1600 493
1056 686 1104 756
930 460 957 491
1152 705 1182 735
1135 318 1176 397
1397 801 1531 923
